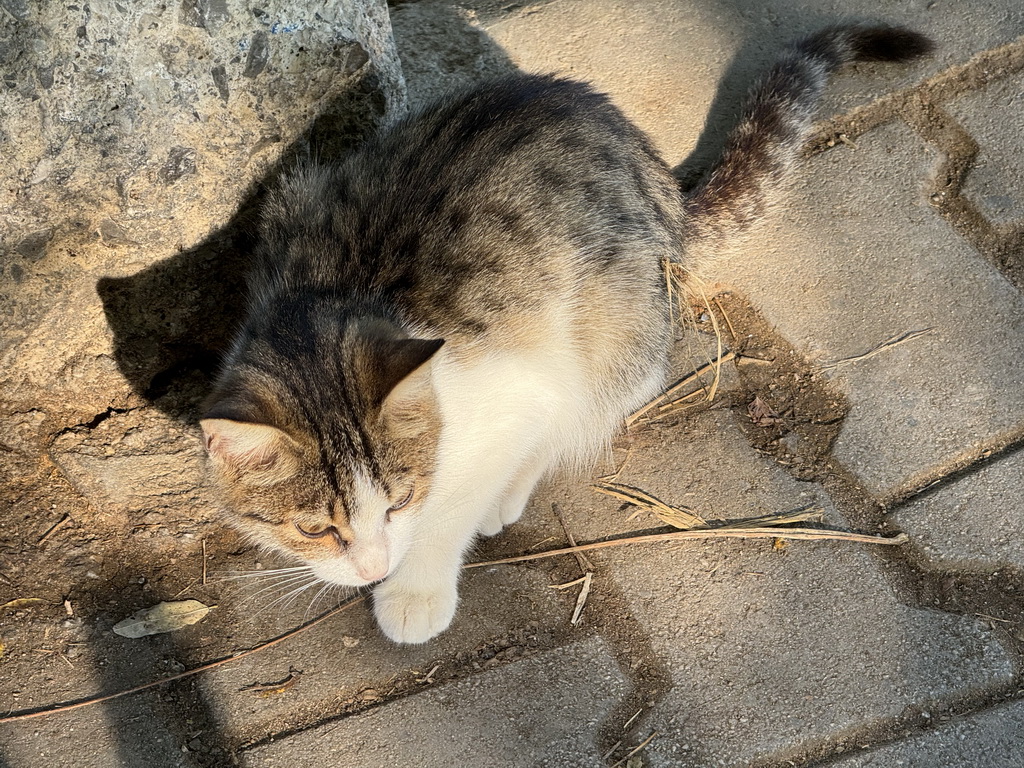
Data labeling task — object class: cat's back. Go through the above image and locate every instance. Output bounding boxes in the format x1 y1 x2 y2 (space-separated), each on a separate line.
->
256 73 684 342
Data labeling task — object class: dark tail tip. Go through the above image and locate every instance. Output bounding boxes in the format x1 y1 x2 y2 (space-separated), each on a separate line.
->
849 25 935 63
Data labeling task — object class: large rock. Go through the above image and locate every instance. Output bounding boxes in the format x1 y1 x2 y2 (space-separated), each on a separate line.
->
0 0 406 492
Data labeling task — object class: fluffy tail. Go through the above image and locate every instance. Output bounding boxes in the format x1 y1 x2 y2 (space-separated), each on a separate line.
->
682 24 933 264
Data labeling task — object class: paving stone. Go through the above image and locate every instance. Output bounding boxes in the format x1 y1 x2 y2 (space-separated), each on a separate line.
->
831 700 1024 767
0 691 197 768
199 563 572 742
947 71 1024 225
239 637 628 768
716 122 1024 496
893 449 1024 571
477 0 1022 174
587 408 1014 767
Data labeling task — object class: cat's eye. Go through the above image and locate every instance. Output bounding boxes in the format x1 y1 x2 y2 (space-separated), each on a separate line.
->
388 487 414 513
294 522 333 539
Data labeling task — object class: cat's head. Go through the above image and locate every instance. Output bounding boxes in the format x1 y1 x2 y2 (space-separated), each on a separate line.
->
200 315 444 588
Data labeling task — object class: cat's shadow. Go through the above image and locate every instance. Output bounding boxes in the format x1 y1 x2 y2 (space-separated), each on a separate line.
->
96 0 836 421
97 3 523 422
97 76 400 421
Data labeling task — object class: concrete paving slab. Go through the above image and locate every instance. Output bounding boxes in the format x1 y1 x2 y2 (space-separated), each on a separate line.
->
831 699 1024 767
476 0 1023 172
199 563 572 742
588 409 1014 767
717 122 1024 496
893 449 1024 571
947 70 1024 225
239 636 629 768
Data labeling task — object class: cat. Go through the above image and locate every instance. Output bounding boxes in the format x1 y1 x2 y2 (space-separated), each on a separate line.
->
200 24 932 643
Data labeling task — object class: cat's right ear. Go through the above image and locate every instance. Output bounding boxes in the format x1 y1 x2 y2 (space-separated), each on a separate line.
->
200 418 300 486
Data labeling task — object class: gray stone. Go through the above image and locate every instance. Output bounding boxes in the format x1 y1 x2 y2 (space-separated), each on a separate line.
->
831 700 1024 767
0 0 404 422
893 449 1024 570
390 0 517 111
717 123 1024 496
947 71 1024 225
579 409 1014 767
239 637 628 768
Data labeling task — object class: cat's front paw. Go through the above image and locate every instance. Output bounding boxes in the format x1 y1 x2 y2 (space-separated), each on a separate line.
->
372 578 458 644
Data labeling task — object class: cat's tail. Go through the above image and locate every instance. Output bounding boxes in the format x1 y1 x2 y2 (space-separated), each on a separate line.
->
681 24 933 265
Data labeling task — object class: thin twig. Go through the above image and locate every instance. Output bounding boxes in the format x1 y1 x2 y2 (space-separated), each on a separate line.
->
627 352 736 425
602 740 624 761
610 731 659 768
552 502 595 573
37 515 70 546
593 481 706 529
570 572 593 626
202 539 208 586
713 296 737 341
820 328 933 370
463 526 907 570
0 596 365 724
622 708 643 731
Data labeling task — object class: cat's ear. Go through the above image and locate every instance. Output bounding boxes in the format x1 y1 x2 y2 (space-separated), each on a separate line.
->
368 336 445 408
200 418 300 486
372 337 444 437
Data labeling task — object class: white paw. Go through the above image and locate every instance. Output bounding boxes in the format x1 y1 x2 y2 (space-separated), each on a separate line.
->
478 512 504 537
373 579 458 644
498 497 527 526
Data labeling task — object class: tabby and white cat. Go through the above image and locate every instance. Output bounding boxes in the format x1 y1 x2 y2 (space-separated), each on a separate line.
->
201 25 931 643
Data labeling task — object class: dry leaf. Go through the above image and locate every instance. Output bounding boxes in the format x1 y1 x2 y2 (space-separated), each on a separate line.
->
2 598 47 612
112 599 213 638
747 395 782 427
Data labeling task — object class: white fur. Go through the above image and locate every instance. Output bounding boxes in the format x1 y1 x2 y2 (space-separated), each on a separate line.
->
372 317 664 643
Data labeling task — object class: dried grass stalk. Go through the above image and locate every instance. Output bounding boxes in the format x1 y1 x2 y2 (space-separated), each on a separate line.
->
593 481 706 529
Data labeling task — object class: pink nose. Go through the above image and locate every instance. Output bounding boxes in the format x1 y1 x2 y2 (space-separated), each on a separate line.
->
355 561 388 582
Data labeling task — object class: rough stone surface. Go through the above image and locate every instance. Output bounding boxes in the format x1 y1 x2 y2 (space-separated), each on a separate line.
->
239 637 629 768
831 700 1024 767
390 0 516 111
0 0 405 474
717 123 1024 496
947 71 1024 225
589 409 1014 767
893 449 1024 571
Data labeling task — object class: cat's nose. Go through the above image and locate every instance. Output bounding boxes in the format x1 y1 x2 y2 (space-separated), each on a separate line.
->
355 562 388 582
352 550 389 582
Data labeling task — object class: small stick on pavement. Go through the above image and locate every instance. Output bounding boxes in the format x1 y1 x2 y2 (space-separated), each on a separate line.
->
610 731 659 768
463 526 908 569
626 352 736 426
552 502 595 573
569 572 593 626
820 328 933 370
37 515 70 546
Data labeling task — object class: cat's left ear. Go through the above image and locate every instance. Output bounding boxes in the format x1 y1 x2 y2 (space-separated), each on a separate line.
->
200 418 300 486
374 337 445 409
